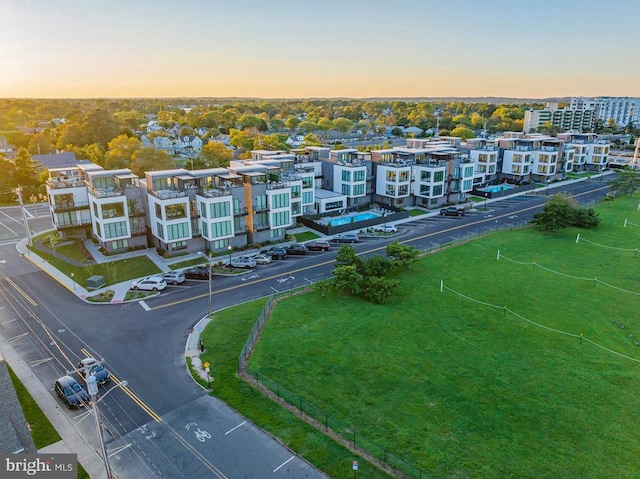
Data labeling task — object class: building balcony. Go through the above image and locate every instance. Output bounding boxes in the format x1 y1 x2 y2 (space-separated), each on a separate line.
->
149 189 188 200
197 187 232 198
131 228 147 236
255 223 270 231
56 218 93 229
129 208 146 217
52 200 90 212
47 178 85 189
234 207 248 216
266 181 290 190
89 187 124 199
234 226 248 236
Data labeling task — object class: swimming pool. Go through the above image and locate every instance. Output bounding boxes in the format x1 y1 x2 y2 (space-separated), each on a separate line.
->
321 211 380 227
479 184 515 194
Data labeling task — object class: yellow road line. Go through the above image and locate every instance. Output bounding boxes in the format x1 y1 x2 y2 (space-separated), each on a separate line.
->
5 277 37 307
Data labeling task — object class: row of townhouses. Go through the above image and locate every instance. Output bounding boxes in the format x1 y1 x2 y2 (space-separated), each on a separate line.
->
45 133 610 255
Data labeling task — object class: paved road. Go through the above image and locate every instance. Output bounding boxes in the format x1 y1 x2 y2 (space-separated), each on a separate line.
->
0 180 613 478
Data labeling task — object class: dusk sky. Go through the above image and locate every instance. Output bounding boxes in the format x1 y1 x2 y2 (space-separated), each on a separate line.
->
3 0 640 99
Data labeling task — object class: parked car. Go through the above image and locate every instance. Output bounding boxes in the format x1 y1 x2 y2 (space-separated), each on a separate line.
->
440 206 466 217
131 276 167 291
54 375 90 409
160 271 186 285
78 357 110 385
183 266 210 280
252 254 272 264
306 240 331 251
333 233 360 243
286 244 308 255
265 248 287 260
374 225 397 233
229 257 257 269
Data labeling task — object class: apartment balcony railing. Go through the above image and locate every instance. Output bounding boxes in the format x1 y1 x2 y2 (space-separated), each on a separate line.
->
89 187 124 199
233 207 248 216
255 223 270 231
129 208 146 217
234 226 248 236
131 228 147 236
149 189 188 200
52 200 90 212
266 181 290 190
197 187 232 198
47 178 85 189
56 218 93 229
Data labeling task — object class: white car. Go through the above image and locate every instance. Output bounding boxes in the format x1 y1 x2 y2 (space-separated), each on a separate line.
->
229 257 257 269
252 254 272 265
160 271 186 285
131 276 167 291
374 224 398 233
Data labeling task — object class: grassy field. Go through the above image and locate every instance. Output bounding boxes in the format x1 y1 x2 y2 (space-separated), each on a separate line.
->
246 194 640 478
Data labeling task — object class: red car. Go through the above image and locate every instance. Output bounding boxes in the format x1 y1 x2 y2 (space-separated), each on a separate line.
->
306 240 331 251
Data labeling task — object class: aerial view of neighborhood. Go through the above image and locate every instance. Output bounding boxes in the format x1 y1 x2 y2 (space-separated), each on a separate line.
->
1 1 640 478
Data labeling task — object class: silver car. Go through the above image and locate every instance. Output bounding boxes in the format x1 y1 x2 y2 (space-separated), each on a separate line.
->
160 271 186 285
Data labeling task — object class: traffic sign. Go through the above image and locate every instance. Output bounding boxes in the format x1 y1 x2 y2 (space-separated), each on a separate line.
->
352 461 358 470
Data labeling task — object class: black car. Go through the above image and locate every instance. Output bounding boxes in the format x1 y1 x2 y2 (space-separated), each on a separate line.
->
184 266 210 280
286 244 308 255
306 240 331 251
440 206 465 217
54 375 90 409
265 248 287 260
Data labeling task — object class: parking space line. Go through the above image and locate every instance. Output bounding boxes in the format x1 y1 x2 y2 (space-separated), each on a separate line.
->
224 420 246 435
273 456 294 472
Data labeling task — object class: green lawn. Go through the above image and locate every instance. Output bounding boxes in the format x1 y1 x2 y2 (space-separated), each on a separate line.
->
244 195 640 479
290 230 321 242
408 208 429 216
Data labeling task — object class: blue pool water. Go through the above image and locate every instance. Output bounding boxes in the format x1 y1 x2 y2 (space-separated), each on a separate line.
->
323 212 380 226
480 184 515 193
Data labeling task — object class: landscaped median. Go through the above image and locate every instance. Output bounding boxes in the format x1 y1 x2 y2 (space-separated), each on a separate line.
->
193 194 640 479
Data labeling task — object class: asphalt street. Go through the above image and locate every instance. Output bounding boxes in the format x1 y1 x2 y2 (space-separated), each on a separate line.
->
0 179 613 478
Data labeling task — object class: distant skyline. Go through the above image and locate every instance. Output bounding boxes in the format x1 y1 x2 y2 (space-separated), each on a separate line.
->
3 0 640 99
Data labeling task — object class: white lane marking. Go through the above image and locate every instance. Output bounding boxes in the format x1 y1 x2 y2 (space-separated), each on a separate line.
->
108 443 132 458
139 301 150 311
224 420 246 435
273 456 294 472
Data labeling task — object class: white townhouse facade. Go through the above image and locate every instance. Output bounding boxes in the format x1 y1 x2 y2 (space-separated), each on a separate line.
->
557 133 610 172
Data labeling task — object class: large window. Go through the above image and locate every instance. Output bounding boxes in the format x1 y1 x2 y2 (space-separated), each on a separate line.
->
325 201 343 210
165 203 187 220
291 185 301 198
102 201 124 219
341 170 351 182
200 202 207 219
103 221 128 239
210 201 231 218
302 177 313 188
111 239 128 250
433 171 444 182
386 185 396 195
155 203 162 219
341 184 351 195
386 171 396 182
54 193 74 208
166 222 189 240
271 211 290 228
353 184 365 196
302 191 313 204
271 193 289 209
210 221 232 238
420 171 431 181
157 223 164 239
398 171 410 182
254 194 267 211
432 185 443 196
464 166 473 177
353 170 365 181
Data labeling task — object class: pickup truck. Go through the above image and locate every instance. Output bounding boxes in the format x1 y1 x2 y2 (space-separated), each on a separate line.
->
439 206 465 217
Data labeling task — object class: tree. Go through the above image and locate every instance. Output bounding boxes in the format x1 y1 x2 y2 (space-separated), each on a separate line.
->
200 141 233 168
385 241 419 268
237 114 268 132
285 116 301 130
104 134 142 170
450 126 476 141
298 120 319 134
609 167 640 197
317 118 334 136
302 134 323 146
229 128 255 151
12 147 42 195
254 133 289 151
361 276 400 304
531 194 578 232
335 245 361 268
333 117 353 134
130 147 174 177
28 132 55 154
81 108 120 148
56 123 83 150
269 118 284 131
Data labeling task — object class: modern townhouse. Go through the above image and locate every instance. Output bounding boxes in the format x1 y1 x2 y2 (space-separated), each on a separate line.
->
46 163 102 240
557 132 610 172
86 168 147 253
463 138 500 186
320 149 372 210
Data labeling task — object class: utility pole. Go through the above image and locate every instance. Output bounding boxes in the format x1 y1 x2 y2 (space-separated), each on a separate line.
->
87 375 113 479
16 187 33 249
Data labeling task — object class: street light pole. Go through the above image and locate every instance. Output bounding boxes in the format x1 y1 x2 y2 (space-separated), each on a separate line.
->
227 245 232 266
71 272 76 293
383 211 387 232
87 376 128 479
546 179 550 196
484 192 488 210
207 252 212 319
